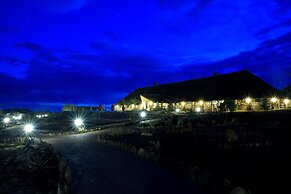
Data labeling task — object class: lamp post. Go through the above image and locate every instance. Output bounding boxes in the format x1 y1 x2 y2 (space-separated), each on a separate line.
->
3 117 10 124
74 118 84 131
270 97 278 109
284 98 290 108
3 117 10 127
245 97 252 110
24 123 34 134
195 107 201 113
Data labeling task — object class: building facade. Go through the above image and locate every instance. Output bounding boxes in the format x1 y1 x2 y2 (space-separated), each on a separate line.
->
115 71 289 112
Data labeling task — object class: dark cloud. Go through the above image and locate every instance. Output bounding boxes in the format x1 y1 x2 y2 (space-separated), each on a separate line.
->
0 56 27 65
181 32 291 89
275 0 291 5
255 19 291 37
258 31 291 48
14 42 61 64
2 29 291 110
188 0 214 16
103 31 119 42
157 0 191 9
44 0 88 12
274 0 291 14
0 40 168 107
15 42 43 52
90 41 111 52
0 24 20 34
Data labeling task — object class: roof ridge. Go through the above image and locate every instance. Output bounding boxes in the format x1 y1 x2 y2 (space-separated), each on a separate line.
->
142 70 251 89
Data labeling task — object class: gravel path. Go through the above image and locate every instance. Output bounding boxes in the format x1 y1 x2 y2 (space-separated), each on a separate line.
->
44 131 206 194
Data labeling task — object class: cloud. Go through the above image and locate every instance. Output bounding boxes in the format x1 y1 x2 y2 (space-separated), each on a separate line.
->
0 40 169 106
1 0 88 14
0 56 27 65
15 42 43 52
255 19 291 37
44 0 88 13
180 32 291 89
103 31 119 42
15 42 62 64
0 56 28 78
274 0 291 14
187 0 215 16
0 24 20 34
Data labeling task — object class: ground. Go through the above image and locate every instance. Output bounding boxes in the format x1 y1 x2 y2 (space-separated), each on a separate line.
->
0 110 290 194
44 131 206 194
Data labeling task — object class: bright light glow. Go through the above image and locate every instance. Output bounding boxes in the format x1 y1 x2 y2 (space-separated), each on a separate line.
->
181 101 185 106
271 97 277 103
14 115 22 120
284 99 290 105
198 100 204 106
175 108 180 113
245 97 252 104
140 111 147 118
195 107 201 112
24 124 34 133
3 117 10 124
74 118 84 127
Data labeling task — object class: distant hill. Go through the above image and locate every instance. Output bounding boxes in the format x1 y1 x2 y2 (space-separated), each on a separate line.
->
0 108 32 114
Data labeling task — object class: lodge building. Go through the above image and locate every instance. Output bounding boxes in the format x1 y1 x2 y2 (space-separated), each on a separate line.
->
114 71 290 112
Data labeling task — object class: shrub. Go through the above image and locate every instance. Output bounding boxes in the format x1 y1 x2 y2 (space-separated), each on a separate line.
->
219 99 237 112
260 98 269 110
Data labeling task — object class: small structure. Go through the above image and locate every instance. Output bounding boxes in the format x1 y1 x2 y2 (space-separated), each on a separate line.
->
62 105 102 112
114 71 285 112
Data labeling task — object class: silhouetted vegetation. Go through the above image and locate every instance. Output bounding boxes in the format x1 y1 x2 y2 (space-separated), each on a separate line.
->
0 138 70 194
99 111 291 194
219 99 237 112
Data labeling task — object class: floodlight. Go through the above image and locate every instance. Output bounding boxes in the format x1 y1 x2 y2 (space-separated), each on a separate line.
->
74 118 84 127
140 111 147 118
245 97 252 104
24 124 34 133
3 117 10 124
271 97 277 103
175 108 180 113
15 115 22 120
284 99 290 105
195 107 201 112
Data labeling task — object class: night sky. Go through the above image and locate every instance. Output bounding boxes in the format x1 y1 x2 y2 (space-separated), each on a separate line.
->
0 0 291 111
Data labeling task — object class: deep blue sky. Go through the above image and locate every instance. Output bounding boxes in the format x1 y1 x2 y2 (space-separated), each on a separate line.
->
0 0 291 111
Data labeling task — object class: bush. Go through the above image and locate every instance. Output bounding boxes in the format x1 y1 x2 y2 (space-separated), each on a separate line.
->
260 98 269 110
219 99 237 112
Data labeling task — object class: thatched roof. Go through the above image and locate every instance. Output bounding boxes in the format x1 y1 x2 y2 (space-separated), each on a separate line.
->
116 71 279 105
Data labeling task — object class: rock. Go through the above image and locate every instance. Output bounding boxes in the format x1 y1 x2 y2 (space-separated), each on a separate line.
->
230 187 250 194
137 148 144 157
64 167 71 184
226 129 238 142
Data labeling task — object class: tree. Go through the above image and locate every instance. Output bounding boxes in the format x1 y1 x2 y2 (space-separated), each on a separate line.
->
219 99 237 112
260 98 269 110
